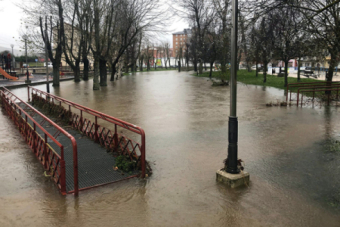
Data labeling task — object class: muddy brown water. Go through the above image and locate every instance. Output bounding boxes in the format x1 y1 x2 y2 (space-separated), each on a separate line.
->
1 71 340 226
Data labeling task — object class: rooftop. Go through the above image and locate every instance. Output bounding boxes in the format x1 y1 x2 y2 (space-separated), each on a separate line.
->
173 29 192 35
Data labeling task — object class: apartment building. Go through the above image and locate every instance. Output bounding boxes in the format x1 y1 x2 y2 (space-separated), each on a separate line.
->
172 29 191 58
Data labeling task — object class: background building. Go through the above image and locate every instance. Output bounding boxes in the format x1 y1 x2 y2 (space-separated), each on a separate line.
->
172 29 191 58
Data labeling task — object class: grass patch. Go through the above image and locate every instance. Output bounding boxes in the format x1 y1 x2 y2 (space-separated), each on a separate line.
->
27 62 45 67
115 155 135 173
123 67 177 76
196 70 318 91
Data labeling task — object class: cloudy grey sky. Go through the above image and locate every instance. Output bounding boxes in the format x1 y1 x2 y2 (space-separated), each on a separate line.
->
0 0 188 55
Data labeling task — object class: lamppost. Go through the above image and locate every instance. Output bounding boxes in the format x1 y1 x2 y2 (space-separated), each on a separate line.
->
45 27 50 93
227 0 239 174
22 35 31 84
10 44 14 72
216 0 249 188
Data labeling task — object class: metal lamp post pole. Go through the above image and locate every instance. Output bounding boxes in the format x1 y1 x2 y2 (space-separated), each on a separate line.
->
45 28 50 93
24 36 30 84
11 44 14 72
227 0 239 174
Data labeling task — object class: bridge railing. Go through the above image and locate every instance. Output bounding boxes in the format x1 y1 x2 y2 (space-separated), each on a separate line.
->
0 87 79 195
28 86 146 178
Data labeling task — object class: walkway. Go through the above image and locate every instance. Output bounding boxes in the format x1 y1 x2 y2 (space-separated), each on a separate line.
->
18 102 139 192
0 74 74 87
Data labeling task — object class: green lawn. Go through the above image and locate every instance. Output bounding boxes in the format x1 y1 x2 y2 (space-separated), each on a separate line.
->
123 67 177 75
28 62 45 67
196 70 319 92
138 67 177 72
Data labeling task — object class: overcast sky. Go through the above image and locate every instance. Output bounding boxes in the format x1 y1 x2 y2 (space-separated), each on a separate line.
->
0 0 188 55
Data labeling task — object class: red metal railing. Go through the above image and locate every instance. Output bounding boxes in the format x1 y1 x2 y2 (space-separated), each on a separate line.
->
286 81 340 102
0 88 79 195
298 88 340 107
28 86 146 178
296 85 340 106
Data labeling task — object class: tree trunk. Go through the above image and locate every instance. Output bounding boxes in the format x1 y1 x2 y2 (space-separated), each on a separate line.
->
74 60 80 82
327 53 336 82
83 58 89 81
99 58 107 86
263 61 267 83
139 58 143 71
297 59 301 81
199 61 203 74
111 64 116 82
284 60 289 87
193 58 198 72
256 61 258 77
209 61 214 79
52 64 60 87
93 58 100 90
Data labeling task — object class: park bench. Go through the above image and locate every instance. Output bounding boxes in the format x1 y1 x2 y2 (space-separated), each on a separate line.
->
303 70 317 78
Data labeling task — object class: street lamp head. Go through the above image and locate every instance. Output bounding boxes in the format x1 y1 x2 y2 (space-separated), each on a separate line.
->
22 35 28 40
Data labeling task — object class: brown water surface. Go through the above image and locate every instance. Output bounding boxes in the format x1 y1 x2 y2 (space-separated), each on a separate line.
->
1 71 340 226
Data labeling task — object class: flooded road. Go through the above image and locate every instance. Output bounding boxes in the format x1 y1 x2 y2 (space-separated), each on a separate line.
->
1 70 340 226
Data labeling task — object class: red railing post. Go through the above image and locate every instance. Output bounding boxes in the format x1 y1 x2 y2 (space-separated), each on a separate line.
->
80 110 83 131
44 134 48 170
141 133 146 178
95 116 99 142
73 142 79 196
25 115 28 142
114 124 118 149
33 123 37 153
60 159 67 195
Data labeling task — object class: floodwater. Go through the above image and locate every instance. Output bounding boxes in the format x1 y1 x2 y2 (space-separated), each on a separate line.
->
1 71 340 226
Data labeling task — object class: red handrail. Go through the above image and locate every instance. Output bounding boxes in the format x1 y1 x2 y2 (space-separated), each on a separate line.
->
2 87 79 195
286 81 340 102
299 88 340 106
296 85 340 106
28 86 146 178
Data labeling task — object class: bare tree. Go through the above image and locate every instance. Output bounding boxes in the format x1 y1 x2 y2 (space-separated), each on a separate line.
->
172 0 215 73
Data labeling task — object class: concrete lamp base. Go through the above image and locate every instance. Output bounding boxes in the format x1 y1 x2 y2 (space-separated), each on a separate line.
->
216 169 250 188
25 80 31 84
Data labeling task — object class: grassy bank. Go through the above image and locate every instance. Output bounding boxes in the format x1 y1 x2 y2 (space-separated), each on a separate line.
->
196 70 318 91
123 67 177 75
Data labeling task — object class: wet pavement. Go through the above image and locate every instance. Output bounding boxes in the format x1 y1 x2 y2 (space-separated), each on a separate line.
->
0 74 74 87
1 70 340 226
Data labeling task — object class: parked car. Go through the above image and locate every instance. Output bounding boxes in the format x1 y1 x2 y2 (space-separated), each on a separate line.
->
44 62 53 67
23 64 29 68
